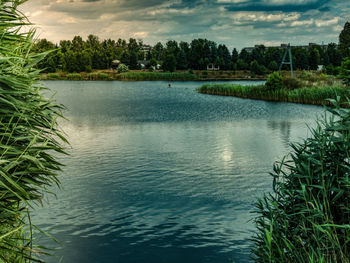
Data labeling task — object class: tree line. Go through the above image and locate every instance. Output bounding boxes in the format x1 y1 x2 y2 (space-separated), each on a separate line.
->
33 22 350 74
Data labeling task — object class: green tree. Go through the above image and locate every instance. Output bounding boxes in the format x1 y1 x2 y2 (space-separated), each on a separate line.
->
268 61 279 71
309 48 320 70
232 48 239 64
129 51 138 70
250 60 266 75
176 49 188 70
339 21 350 57
162 54 176 72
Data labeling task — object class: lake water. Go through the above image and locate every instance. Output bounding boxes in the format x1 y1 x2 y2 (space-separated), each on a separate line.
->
33 80 324 263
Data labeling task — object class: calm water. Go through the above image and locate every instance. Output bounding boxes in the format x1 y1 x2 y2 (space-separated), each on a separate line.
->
33 81 324 263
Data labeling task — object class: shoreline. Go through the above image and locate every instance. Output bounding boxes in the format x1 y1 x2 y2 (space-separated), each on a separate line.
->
39 70 271 81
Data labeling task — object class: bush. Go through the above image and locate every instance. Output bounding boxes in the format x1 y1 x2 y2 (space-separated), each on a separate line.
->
117 63 129 73
253 98 350 262
282 76 302 90
265 72 283 90
339 58 350 86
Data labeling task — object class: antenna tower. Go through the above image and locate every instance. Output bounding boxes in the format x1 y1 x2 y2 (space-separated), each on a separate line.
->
279 43 294 77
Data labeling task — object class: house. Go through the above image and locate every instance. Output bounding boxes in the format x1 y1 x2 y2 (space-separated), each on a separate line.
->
207 63 220 71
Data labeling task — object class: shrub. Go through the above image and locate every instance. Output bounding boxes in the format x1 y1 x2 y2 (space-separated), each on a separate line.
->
265 72 283 90
282 76 302 90
253 98 350 262
339 58 350 86
117 63 129 73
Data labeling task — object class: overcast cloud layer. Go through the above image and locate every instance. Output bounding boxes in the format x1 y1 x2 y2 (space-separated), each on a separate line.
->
21 0 349 50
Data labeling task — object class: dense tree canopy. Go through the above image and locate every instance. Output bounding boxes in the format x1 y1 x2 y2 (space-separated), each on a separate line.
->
33 22 348 74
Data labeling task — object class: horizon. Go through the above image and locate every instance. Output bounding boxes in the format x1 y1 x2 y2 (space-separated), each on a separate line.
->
20 0 348 50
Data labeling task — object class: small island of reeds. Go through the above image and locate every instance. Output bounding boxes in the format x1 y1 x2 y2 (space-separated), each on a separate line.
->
198 71 350 107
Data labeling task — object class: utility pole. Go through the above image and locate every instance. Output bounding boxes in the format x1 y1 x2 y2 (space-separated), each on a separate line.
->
279 43 294 77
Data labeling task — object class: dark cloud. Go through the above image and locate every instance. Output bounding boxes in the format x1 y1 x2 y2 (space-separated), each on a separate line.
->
223 0 331 12
20 0 347 49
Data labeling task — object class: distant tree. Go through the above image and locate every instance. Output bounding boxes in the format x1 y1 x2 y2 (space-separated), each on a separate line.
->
149 58 158 68
71 35 85 52
166 40 180 58
327 43 342 66
239 49 251 65
176 49 188 70
129 51 138 69
86 34 100 50
309 48 320 70
128 38 139 53
232 48 239 64
250 60 266 75
268 61 279 71
294 48 309 70
162 54 176 72
152 42 164 61
237 58 249 70
121 51 130 65
339 22 350 57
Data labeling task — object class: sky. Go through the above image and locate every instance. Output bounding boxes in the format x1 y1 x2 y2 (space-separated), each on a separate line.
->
21 0 349 50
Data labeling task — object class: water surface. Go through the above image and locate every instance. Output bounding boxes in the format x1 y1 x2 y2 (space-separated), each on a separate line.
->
33 81 324 263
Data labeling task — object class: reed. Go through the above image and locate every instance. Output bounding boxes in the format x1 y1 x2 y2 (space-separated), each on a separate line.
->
252 97 350 262
115 72 197 81
0 1 67 261
198 84 350 107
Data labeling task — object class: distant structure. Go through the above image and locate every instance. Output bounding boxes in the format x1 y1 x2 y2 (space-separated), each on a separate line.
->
207 63 220 71
242 42 330 53
279 44 293 77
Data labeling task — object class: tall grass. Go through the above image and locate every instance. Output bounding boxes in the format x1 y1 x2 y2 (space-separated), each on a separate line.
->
253 97 350 262
198 84 350 106
115 72 197 81
0 1 66 261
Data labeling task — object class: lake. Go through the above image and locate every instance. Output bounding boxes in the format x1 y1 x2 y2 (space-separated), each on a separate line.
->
33 80 324 263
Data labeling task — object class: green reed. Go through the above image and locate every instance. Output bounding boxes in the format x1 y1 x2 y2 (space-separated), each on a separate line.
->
198 84 350 106
115 72 197 81
252 97 350 262
0 1 67 261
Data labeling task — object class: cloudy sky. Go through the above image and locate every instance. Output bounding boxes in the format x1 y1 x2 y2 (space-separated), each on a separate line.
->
21 0 348 50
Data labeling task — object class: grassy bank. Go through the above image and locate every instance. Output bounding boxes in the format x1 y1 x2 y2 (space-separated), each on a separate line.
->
198 83 350 106
41 71 198 81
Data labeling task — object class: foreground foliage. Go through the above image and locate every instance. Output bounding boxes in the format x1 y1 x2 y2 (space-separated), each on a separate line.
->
253 98 350 262
0 0 66 261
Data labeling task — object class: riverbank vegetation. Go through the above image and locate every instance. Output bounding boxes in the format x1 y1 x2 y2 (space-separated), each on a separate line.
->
0 1 66 261
198 70 350 107
40 70 198 81
253 98 350 262
33 23 350 76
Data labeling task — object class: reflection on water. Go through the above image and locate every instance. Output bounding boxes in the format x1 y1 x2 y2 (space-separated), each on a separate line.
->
33 81 323 263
